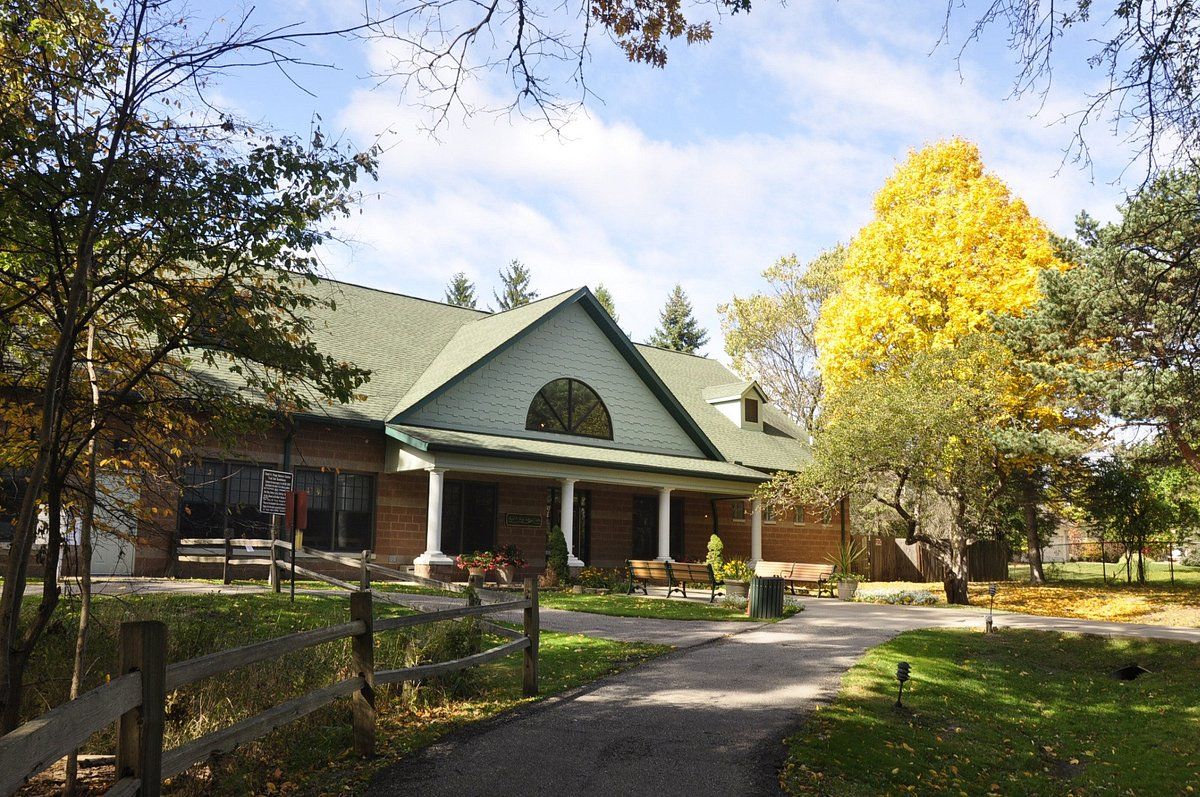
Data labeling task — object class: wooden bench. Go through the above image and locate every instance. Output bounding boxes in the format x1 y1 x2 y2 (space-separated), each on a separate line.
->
755 560 835 597
626 559 720 602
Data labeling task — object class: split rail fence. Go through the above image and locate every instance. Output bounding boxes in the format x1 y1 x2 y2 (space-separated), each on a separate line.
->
0 579 539 797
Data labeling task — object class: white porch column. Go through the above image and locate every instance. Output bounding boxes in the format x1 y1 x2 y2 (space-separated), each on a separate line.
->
414 468 452 565
560 478 585 568
750 497 763 565
656 487 673 562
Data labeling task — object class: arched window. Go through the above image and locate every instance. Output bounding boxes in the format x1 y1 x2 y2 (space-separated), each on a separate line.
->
525 378 613 440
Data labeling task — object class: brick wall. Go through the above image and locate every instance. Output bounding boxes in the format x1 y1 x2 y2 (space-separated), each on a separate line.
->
144 418 847 577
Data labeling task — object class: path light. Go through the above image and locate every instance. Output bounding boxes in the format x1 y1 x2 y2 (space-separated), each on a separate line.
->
895 661 911 708
986 582 998 634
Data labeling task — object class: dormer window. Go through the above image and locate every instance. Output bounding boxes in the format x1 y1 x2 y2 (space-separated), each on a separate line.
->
704 381 767 431
744 398 759 424
525 378 613 440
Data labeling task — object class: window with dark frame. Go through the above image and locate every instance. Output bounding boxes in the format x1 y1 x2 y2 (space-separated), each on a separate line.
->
731 500 746 522
291 468 375 552
793 506 804 524
181 461 375 551
525 378 613 440
743 397 760 424
179 460 273 540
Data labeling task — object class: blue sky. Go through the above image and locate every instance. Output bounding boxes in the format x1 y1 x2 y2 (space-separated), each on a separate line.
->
205 0 1137 356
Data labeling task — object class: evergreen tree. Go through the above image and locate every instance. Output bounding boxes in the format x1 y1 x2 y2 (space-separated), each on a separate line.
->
444 272 478 308
594 284 619 322
649 284 709 353
493 259 538 310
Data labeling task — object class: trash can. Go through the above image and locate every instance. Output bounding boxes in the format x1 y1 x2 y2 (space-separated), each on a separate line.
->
749 575 785 619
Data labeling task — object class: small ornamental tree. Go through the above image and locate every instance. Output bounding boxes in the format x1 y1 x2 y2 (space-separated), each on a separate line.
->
546 524 570 584
706 534 724 572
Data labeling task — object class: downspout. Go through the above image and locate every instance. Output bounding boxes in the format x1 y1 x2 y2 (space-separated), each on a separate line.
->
710 498 720 539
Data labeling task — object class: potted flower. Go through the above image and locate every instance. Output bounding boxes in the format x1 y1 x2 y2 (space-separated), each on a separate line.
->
455 551 496 581
826 539 867 600
721 559 752 599
494 544 526 585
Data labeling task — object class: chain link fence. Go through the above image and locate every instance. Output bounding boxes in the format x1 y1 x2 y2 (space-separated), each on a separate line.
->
1011 540 1200 584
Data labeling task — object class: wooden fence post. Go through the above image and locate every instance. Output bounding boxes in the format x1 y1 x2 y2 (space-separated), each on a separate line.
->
269 526 280 592
222 530 232 586
116 621 166 797
523 577 539 697
360 550 371 591
349 590 375 758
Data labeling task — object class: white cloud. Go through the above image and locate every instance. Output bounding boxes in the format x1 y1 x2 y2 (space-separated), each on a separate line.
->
314 3 1134 360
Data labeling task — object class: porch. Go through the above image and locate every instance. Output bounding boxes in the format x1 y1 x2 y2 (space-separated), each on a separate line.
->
382 425 777 578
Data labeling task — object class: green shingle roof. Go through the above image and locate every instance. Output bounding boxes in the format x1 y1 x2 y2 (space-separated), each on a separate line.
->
281 277 809 474
386 289 578 419
636 345 811 473
386 424 768 482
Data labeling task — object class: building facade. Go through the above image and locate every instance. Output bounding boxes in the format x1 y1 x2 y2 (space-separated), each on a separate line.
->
130 282 845 577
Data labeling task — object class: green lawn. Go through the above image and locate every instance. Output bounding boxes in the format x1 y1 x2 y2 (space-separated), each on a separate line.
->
538 590 801 621
782 628 1200 796
20 591 666 795
1011 559 1200 585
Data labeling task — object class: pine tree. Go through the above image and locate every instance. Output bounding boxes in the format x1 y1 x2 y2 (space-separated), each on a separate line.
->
493 259 538 310
594 284 619 322
444 272 478 308
649 284 709 353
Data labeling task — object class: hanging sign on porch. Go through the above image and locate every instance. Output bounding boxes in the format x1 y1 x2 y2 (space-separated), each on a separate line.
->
504 513 542 528
259 469 293 516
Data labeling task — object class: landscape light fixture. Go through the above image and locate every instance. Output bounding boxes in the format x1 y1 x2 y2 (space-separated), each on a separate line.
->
986 582 998 633
895 661 911 708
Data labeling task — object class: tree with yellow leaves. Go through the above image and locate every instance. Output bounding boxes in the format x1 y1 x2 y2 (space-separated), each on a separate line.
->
796 139 1086 601
817 138 1058 394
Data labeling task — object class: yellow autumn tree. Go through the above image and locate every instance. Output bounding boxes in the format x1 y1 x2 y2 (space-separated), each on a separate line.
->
817 138 1060 396
812 138 1086 589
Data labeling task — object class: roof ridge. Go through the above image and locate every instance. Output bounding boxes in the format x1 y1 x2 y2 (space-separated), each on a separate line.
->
634 342 717 361
309 272 491 315
487 287 579 315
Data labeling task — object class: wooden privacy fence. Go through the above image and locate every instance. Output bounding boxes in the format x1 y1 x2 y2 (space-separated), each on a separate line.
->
0 580 539 797
860 536 1010 583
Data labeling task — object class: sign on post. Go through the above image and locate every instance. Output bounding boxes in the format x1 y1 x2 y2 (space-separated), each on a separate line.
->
259 469 293 516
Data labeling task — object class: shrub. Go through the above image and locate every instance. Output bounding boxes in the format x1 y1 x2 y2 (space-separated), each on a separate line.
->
706 534 724 572
1182 549 1200 568
401 614 483 706
546 524 570 585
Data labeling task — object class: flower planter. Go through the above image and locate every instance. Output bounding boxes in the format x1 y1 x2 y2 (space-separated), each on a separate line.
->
837 580 859 601
495 564 517 585
725 579 749 599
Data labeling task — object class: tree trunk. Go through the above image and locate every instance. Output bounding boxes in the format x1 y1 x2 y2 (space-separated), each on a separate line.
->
1020 474 1045 584
65 326 100 795
1 483 64 732
942 533 971 606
